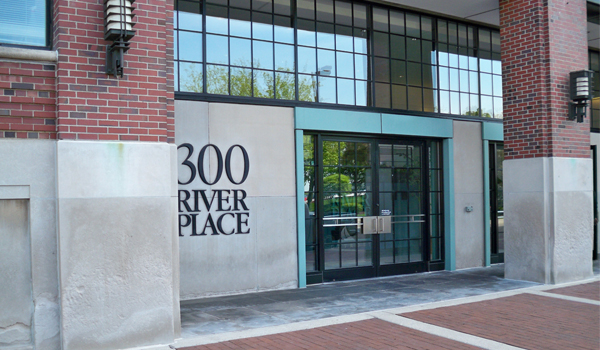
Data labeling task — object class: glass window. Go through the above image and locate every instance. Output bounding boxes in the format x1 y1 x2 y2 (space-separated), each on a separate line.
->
175 0 504 117
0 0 48 47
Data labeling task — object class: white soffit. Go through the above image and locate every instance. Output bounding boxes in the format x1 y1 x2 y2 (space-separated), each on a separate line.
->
381 0 500 27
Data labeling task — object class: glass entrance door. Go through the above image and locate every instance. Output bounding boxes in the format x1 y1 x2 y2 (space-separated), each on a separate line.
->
304 135 444 284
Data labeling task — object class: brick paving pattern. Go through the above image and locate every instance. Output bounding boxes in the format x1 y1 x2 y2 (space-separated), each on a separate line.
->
180 318 482 350
402 294 600 350
545 281 600 301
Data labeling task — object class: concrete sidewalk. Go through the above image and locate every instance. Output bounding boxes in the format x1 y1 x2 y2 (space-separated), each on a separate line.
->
164 263 600 350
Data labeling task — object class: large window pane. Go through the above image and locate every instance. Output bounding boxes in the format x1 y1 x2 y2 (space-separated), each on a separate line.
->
276 72 296 99
299 74 317 101
317 22 335 49
180 62 204 92
0 0 47 46
337 78 355 105
230 37 252 67
253 12 274 41
317 49 336 76
230 67 253 96
275 43 295 71
274 15 294 43
337 51 354 78
179 31 203 62
253 41 274 69
254 70 275 98
206 5 229 34
206 35 229 64
178 1 203 31
206 65 229 94
318 76 336 103
230 8 251 37
298 47 317 74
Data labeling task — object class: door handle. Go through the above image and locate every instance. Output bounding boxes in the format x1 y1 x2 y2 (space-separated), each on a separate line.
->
378 217 384 233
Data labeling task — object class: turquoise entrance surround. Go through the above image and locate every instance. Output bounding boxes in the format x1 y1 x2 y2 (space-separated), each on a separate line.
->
482 121 503 266
295 107 455 287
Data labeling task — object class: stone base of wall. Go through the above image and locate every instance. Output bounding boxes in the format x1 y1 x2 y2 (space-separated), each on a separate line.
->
504 157 594 284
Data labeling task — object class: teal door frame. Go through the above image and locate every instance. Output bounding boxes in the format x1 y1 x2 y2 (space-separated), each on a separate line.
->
295 107 455 287
482 122 503 267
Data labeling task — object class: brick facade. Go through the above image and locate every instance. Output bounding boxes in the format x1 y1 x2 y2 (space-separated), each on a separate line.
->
0 62 57 139
500 0 590 159
52 0 174 142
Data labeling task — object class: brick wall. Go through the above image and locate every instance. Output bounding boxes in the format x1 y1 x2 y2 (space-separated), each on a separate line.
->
53 0 174 142
0 62 57 139
500 0 590 159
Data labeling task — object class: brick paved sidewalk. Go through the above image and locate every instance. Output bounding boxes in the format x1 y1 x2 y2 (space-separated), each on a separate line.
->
178 280 600 350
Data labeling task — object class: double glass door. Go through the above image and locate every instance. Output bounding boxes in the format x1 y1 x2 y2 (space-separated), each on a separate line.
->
304 135 444 284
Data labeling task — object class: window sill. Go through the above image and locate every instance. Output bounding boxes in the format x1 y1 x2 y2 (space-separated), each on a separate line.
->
0 46 57 62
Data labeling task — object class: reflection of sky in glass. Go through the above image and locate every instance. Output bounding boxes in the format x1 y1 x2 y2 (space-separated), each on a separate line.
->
336 33 353 52
494 97 503 118
480 58 492 73
275 44 295 71
336 52 354 79
493 75 502 96
230 18 251 38
253 41 274 69
450 92 460 115
470 94 479 115
206 16 228 35
459 70 468 92
355 54 368 81
480 73 492 95
178 32 202 62
354 36 367 54
298 47 316 73
317 29 335 49
449 69 459 91
206 35 228 64
298 29 316 47
470 71 478 94
439 90 449 113
439 67 449 90
318 76 336 103
481 95 493 117
230 38 251 67
337 78 355 105
253 21 273 41
356 81 368 106
179 12 203 32
275 24 294 43
318 49 336 76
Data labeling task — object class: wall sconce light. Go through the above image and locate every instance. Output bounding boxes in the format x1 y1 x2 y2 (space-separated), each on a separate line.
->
104 0 136 77
568 70 594 123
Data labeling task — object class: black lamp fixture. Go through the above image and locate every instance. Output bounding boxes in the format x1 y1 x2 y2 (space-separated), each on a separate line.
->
104 0 136 78
568 70 594 123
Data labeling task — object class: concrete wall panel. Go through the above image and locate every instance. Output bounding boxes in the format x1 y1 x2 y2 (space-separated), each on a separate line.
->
504 157 593 284
56 141 178 350
255 196 298 290
176 101 298 299
452 121 484 269
0 139 59 350
0 200 32 347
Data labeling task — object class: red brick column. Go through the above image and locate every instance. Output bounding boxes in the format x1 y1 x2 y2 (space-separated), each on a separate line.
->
53 0 174 142
500 0 590 159
500 0 593 284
